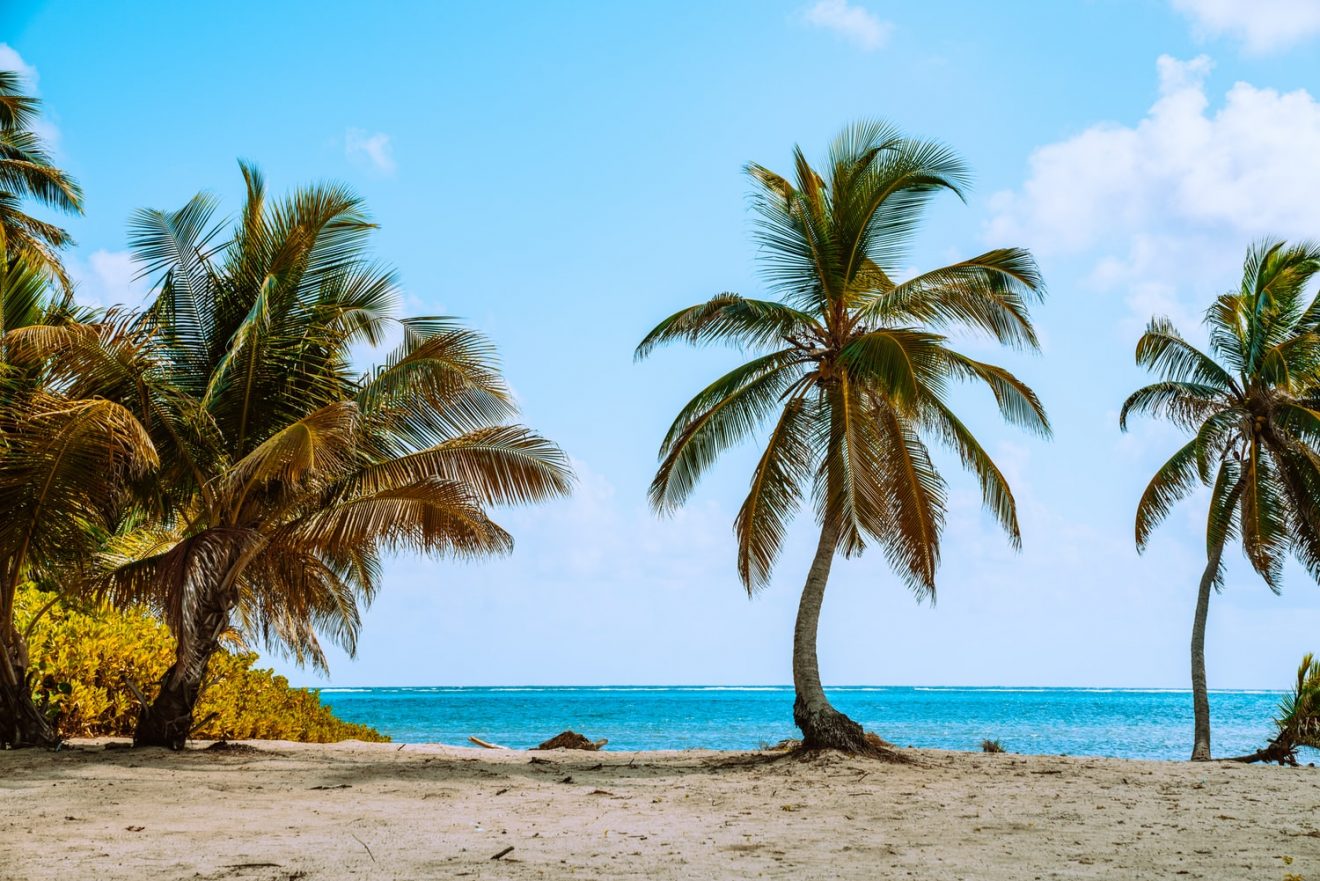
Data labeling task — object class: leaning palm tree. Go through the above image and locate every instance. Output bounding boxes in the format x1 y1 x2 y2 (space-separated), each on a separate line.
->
30 163 572 748
1121 240 1320 761
0 255 156 747
637 121 1049 753
0 69 83 289
1228 653 1320 765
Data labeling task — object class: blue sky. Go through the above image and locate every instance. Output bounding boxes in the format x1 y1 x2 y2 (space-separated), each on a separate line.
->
6 0 1320 688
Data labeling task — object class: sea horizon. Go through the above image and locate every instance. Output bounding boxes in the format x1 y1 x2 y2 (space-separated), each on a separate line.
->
316 684 1307 762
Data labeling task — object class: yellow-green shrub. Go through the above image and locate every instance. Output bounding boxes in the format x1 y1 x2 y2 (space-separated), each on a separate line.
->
15 587 387 743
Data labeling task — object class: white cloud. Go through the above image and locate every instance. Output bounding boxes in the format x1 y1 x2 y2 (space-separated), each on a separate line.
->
70 250 151 311
802 0 893 51
1172 0 1320 54
0 43 38 90
987 55 1320 331
345 128 396 175
0 44 63 157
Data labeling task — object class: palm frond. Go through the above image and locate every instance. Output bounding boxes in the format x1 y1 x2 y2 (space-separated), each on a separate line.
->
1134 438 1202 551
735 393 817 592
1238 440 1287 592
942 350 1051 436
0 397 158 587
920 393 1021 547
651 353 805 512
837 328 950 414
346 425 572 507
869 394 945 597
1134 318 1239 392
856 248 1044 349
1119 381 1227 433
635 294 821 359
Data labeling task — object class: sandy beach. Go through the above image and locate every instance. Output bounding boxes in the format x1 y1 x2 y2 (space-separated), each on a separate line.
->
2 740 1317 880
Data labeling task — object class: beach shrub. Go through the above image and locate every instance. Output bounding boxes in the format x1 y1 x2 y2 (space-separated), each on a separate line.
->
15 587 386 743
981 738 1005 754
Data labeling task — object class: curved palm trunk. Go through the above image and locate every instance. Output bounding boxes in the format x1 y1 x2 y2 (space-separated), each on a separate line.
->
792 520 870 753
1224 739 1297 765
134 581 233 749
1189 537 1226 762
0 621 57 748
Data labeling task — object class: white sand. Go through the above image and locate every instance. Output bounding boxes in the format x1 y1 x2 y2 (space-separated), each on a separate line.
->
2 739 1318 880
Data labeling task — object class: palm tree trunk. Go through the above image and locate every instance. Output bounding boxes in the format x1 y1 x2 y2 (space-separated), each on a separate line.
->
0 621 57 748
134 582 233 750
1224 739 1296 765
1189 537 1226 762
791 520 870 753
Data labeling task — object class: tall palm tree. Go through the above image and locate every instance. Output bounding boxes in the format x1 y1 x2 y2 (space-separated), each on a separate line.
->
0 255 156 747
1122 239 1320 761
28 164 573 748
637 121 1049 753
0 69 83 289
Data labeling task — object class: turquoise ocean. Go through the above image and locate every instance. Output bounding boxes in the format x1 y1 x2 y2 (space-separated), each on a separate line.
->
319 686 1313 761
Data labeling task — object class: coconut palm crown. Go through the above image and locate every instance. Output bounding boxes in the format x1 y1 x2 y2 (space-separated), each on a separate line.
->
0 69 83 289
20 163 573 747
0 255 155 747
637 121 1049 753
1121 239 1320 761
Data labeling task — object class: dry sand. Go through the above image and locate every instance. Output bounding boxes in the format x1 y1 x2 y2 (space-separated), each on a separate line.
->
2 739 1318 880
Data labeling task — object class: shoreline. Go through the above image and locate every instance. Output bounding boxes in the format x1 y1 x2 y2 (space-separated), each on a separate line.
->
4 739 1317 879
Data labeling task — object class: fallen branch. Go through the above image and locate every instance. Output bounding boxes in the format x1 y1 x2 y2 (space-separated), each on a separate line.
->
468 736 509 750
1223 740 1298 766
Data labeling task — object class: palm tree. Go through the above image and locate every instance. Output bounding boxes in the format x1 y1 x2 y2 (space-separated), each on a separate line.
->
1228 653 1320 765
29 164 573 748
0 255 157 747
0 69 83 289
636 121 1049 753
1121 240 1320 761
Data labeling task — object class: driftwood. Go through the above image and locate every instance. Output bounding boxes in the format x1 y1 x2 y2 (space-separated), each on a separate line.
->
1224 739 1300 766
533 730 607 751
468 736 510 750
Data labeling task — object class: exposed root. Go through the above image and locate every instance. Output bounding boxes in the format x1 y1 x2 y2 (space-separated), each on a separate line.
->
712 730 911 769
789 732 910 764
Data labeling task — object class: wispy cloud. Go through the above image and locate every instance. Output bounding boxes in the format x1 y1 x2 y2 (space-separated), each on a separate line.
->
802 0 892 51
0 45 63 156
1172 0 1320 54
0 43 38 89
70 250 151 311
345 128 396 175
